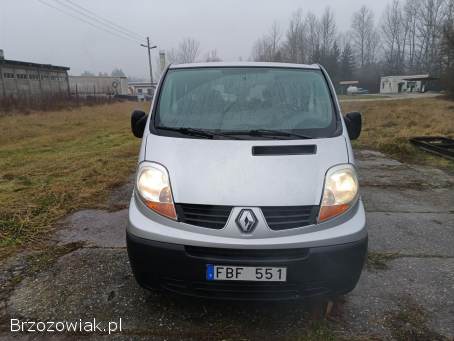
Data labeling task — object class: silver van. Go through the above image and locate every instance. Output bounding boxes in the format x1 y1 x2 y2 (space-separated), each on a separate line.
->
127 62 366 300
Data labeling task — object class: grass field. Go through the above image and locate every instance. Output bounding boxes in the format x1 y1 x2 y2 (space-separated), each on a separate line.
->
0 101 149 259
338 94 390 100
342 97 454 170
1 97 453 259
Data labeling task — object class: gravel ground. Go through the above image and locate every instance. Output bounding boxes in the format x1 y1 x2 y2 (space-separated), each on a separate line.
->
1 150 453 340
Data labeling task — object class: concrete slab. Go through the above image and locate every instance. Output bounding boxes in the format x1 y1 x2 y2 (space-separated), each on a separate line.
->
355 150 454 189
106 175 134 211
54 209 127 248
367 212 454 256
344 257 454 339
361 186 454 213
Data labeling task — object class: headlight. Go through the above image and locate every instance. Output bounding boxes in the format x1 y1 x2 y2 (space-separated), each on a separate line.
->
318 164 359 222
136 162 177 220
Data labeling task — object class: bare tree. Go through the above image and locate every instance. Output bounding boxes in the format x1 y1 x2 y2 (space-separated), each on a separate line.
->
319 7 336 59
268 21 283 60
445 0 454 62
415 0 446 74
177 37 200 64
284 10 301 62
251 37 272 61
252 22 284 62
367 29 381 65
283 9 307 63
442 5 454 97
381 0 406 73
305 12 320 61
205 49 222 62
351 6 375 67
166 48 179 64
403 0 418 71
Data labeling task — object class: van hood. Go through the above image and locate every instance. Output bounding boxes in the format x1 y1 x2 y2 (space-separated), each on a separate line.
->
144 134 349 206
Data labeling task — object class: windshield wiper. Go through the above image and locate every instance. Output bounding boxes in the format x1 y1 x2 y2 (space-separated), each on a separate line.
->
223 129 313 140
155 126 244 139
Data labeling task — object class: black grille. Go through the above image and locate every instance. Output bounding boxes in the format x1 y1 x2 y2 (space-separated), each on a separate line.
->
261 205 318 230
175 203 232 229
176 203 318 230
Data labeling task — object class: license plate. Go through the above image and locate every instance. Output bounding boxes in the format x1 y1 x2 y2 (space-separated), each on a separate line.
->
206 264 287 282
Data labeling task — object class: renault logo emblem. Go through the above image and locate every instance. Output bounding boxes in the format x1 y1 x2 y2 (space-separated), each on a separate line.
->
235 209 258 233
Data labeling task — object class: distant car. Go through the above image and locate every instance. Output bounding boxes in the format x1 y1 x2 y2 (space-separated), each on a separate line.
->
347 86 369 95
127 62 367 301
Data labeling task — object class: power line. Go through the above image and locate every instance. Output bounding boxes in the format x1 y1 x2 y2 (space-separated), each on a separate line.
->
36 0 158 84
36 0 142 44
52 0 144 42
48 0 143 43
63 0 145 41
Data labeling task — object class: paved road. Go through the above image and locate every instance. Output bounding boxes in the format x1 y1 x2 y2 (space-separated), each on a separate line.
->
1 150 453 340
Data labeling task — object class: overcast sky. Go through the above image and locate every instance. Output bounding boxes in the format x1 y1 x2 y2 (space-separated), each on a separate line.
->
0 0 388 78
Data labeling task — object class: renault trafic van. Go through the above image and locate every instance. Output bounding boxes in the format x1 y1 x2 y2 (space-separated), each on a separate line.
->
127 62 366 300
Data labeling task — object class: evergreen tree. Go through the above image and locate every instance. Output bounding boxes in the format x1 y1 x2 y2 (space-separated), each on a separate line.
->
340 43 355 80
325 41 341 81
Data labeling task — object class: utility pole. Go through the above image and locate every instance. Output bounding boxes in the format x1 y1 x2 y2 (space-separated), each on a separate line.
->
140 37 157 86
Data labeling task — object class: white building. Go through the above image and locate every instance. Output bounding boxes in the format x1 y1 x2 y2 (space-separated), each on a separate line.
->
128 82 156 101
380 74 437 94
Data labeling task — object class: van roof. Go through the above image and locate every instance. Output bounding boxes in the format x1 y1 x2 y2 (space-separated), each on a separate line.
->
169 62 321 70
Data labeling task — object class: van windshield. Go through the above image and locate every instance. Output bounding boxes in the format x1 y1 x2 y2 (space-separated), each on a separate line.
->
154 67 337 139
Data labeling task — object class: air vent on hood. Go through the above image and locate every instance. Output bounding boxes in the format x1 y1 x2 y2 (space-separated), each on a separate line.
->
252 145 317 156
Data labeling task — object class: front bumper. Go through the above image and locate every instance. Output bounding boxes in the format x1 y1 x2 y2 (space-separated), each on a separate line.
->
127 232 368 301
128 195 367 249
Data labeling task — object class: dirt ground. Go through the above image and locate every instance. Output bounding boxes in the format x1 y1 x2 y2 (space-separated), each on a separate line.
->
1 149 453 340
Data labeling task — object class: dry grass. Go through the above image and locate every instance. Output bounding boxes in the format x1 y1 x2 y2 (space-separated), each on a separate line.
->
341 97 454 169
0 94 119 115
0 101 149 259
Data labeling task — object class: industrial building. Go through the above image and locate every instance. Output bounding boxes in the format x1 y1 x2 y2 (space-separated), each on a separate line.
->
0 49 70 99
69 76 128 97
380 74 439 94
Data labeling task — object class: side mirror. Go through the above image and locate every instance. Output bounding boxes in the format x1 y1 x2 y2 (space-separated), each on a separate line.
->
131 110 147 138
344 112 362 140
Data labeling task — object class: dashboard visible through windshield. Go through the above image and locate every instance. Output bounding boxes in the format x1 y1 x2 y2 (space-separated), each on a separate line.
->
153 67 338 139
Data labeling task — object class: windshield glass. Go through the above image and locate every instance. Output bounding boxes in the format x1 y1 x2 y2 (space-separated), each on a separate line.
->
154 67 337 138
